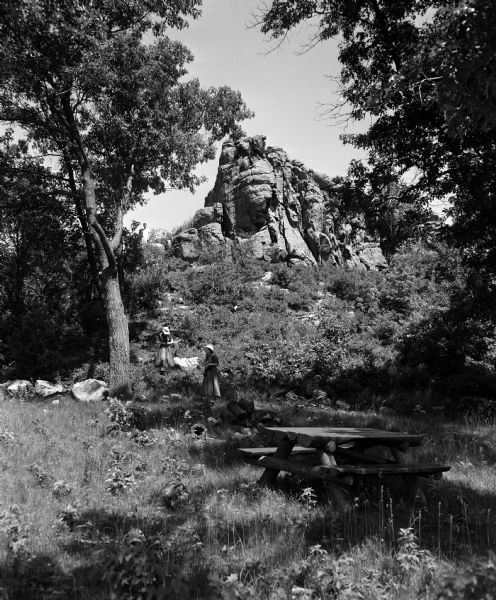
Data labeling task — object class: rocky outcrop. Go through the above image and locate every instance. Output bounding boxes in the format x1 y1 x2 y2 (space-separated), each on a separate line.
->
172 135 387 269
171 203 225 261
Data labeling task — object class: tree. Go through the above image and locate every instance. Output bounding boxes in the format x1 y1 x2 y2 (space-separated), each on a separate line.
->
0 134 88 378
0 0 252 391
260 0 496 308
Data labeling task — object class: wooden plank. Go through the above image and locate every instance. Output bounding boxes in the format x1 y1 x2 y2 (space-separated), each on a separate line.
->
334 447 396 465
237 446 317 458
265 427 423 448
251 456 449 478
324 463 450 476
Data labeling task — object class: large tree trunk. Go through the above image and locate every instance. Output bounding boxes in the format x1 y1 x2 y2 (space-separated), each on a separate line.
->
80 163 131 394
102 268 130 392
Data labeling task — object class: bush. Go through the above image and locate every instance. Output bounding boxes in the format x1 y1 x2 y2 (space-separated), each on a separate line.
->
0 304 80 379
126 264 170 313
324 268 378 302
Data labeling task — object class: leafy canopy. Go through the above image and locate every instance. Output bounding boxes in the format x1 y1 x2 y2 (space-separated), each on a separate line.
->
0 0 253 214
261 1 496 283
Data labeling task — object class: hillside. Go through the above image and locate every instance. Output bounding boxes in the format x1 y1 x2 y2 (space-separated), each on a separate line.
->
2 236 496 598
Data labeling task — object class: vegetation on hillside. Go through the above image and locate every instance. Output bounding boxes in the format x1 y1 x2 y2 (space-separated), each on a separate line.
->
125 240 496 415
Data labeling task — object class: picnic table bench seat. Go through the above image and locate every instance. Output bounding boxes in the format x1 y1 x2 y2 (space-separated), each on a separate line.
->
237 447 450 485
237 446 318 459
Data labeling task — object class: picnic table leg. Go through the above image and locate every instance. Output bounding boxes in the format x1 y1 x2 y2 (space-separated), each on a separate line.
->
259 438 295 486
321 444 348 511
391 446 427 505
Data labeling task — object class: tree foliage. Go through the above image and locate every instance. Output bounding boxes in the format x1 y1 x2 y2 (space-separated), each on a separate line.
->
261 0 496 306
0 0 252 388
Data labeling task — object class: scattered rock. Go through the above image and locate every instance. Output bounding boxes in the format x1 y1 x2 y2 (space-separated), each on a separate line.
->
71 379 109 402
292 587 314 600
312 389 328 403
35 380 64 398
52 399 60 406
173 356 199 371
7 380 33 399
285 391 301 402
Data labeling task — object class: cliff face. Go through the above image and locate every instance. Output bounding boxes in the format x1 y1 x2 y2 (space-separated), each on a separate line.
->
172 135 387 269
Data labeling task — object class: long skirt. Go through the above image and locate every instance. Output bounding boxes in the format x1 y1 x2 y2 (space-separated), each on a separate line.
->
156 345 176 369
203 367 221 398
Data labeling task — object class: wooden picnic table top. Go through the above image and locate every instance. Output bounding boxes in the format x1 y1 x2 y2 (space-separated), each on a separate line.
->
264 426 423 448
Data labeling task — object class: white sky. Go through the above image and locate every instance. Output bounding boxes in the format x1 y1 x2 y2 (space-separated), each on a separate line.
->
126 0 368 232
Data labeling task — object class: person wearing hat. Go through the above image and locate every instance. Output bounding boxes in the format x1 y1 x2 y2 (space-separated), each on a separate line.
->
156 325 175 374
202 344 221 398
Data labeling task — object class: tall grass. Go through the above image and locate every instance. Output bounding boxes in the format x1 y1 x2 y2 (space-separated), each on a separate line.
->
1 395 495 599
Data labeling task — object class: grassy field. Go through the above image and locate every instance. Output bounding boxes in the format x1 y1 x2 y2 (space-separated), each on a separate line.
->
1 391 495 599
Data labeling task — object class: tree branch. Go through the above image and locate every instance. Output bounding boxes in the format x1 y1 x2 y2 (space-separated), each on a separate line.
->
88 209 117 273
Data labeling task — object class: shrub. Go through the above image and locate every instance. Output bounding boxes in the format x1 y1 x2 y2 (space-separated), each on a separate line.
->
324 268 377 302
126 263 169 313
0 305 72 379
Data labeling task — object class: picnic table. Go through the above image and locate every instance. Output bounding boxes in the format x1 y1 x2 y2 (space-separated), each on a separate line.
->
238 426 450 508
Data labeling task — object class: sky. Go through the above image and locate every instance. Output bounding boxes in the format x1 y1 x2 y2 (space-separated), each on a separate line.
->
126 0 368 233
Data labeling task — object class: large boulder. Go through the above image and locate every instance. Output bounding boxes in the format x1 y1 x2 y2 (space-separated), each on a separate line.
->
71 379 109 402
198 222 225 245
171 228 201 261
35 380 64 398
358 242 388 270
191 202 223 229
171 204 226 259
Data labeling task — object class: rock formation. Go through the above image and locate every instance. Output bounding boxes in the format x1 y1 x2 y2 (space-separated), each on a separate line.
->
172 135 387 269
